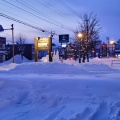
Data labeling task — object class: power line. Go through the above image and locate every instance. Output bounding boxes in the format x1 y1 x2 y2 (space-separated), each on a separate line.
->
0 1 76 40
0 8 47 29
0 13 48 33
0 13 69 38
38 0 65 17
2 0 74 32
56 0 80 18
15 0 65 27
0 2 52 31
17 0 75 32
41 0 79 28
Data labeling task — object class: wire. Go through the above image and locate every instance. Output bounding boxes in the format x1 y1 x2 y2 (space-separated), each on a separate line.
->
15 0 65 27
2 0 74 32
38 0 65 17
0 0 77 41
55 0 80 18
0 8 47 29
0 12 74 40
0 13 48 33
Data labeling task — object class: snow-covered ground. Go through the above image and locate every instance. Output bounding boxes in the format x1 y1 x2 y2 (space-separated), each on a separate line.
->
0 54 120 120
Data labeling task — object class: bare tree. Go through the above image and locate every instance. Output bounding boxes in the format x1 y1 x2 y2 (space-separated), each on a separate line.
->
16 34 26 60
75 12 102 62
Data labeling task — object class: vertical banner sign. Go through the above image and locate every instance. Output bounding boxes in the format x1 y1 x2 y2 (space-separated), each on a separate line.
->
34 37 52 62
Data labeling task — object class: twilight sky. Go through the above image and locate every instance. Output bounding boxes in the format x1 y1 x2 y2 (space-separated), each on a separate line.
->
0 0 120 44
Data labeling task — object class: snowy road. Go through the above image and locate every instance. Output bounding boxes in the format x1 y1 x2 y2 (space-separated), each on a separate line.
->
0 57 120 120
0 72 120 120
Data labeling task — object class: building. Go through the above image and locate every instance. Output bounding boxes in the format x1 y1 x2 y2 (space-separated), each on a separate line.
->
5 43 57 61
93 40 102 57
64 43 77 60
115 42 120 57
101 43 107 57
6 44 34 60
0 37 6 62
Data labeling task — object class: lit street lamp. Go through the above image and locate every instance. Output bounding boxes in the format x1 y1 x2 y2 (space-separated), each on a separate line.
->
109 40 114 45
77 33 83 63
0 24 14 63
109 40 115 57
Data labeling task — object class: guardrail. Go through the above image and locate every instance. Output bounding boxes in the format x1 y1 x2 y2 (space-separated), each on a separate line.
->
111 60 120 66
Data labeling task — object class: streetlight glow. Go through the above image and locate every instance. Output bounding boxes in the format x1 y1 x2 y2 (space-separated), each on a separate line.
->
109 40 114 44
77 33 83 63
77 33 83 38
109 40 115 57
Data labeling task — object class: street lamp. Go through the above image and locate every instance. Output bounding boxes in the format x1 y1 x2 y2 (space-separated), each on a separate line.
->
78 33 83 38
0 24 14 63
109 40 115 57
77 33 83 63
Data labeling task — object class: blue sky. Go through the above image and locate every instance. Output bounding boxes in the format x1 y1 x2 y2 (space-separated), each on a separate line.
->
0 0 120 45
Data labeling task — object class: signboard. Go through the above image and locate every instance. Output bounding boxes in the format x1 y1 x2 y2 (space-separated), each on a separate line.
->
59 34 69 43
34 37 52 62
38 43 48 48
36 38 49 50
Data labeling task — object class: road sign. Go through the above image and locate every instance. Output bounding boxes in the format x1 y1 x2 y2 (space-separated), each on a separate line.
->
59 34 69 43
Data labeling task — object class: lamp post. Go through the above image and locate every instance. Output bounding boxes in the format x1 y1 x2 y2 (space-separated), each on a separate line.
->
0 24 14 63
11 24 14 63
106 37 109 57
109 40 115 57
77 33 83 63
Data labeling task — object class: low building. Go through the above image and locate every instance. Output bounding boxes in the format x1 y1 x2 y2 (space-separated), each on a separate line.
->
115 43 120 57
0 37 6 62
5 43 57 61
6 44 34 60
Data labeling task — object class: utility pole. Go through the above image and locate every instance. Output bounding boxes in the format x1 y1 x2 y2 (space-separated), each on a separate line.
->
48 37 52 62
11 24 14 63
49 31 55 62
106 37 109 57
51 31 55 38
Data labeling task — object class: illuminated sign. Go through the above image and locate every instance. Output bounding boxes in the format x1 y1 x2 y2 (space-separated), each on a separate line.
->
34 37 49 50
34 37 52 62
59 34 69 43
38 43 48 47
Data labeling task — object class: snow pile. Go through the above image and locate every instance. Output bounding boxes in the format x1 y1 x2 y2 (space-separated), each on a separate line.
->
53 50 60 62
1 54 32 65
40 55 49 62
